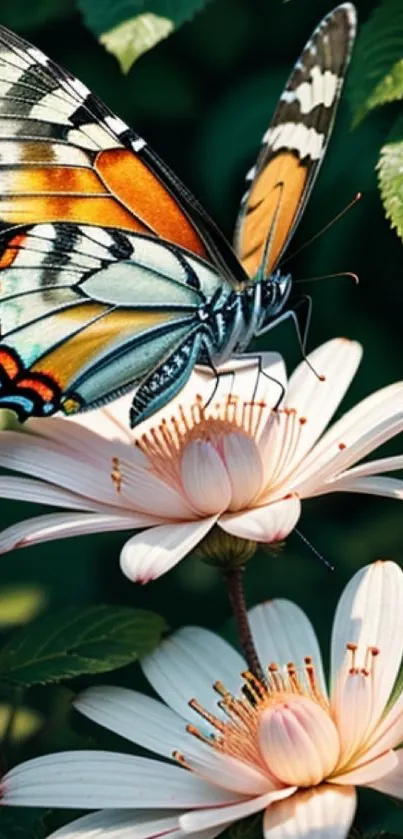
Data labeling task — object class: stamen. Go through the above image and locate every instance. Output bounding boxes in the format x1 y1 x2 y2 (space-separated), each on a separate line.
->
111 456 122 493
188 698 225 732
181 653 331 775
347 642 358 674
136 392 268 489
173 750 192 770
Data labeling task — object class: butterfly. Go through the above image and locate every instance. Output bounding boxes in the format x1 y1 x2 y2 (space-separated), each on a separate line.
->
0 4 356 428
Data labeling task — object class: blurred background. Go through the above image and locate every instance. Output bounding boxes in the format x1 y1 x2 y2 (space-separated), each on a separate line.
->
0 0 402 835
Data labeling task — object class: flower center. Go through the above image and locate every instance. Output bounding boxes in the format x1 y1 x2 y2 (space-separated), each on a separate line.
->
136 394 269 513
174 657 340 788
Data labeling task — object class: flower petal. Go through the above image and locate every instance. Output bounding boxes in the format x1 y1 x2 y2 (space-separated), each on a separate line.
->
1 751 242 808
0 512 153 554
141 626 245 724
323 475 403 500
120 518 217 583
361 691 403 761
179 788 295 833
290 383 403 495
366 748 403 799
0 430 123 506
330 561 403 740
248 600 327 697
180 442 231 514
181 747 276 796
45 810 182 839
331 749 398 786
74 686 191 758
219 496 301 543
221 433 264 511
0 476 105 512
263 785 356 839
282 339 362 470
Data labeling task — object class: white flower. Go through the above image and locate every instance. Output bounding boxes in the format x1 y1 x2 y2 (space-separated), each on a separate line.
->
0 338 402 582
2 560 403 839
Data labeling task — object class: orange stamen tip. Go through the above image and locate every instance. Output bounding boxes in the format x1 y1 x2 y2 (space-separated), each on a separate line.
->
319 375 326 382
338 442 346 450
299 417 307 425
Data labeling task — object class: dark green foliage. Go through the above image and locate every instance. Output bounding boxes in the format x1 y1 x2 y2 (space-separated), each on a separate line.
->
0 606 166 685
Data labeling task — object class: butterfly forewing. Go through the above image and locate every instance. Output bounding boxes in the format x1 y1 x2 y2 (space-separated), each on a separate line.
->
0 223 223 420
234 3 357 280
0 25 247 287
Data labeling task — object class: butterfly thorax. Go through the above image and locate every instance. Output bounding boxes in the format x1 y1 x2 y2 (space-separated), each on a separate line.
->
198 269 292 367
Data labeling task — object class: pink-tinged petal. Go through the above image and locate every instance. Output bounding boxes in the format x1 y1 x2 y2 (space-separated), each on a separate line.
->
119 518 217 584
0 428 192 520
330 562 403 737
282 339 362 471
45 810 183 839
366 748 403 799
290 383 403 495
259 697 340 786
323 475 403 500
331 671 375 768
0 512 154 554
248 600 327 697
331 749 398 786
179 788 295 833
1 751 243 808
180 442 231 514
74 686 192 759
141 626 245 723
263 785 356 839
221 433 264 511
182 746 276 796
219 496 301 543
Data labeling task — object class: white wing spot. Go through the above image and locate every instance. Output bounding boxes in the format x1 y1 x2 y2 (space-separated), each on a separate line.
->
105 115 128 135
28 47 48 67
132 137 146 152
267 122 324 160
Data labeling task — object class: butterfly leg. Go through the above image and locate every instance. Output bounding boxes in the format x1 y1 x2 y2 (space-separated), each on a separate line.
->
130 330 203 428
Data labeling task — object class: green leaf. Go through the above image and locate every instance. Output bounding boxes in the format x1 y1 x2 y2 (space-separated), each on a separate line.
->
78 0 213 66
378 115 403 244
361 58 403 116
347 0 403 126
0 606 166 686
100 14 174 73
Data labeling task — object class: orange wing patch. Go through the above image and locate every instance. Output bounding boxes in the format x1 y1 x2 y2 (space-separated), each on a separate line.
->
0 152 208 259
96 149 207 257
238 151 308 278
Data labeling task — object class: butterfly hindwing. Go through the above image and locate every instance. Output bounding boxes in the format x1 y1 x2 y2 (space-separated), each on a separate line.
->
234 3 357 279
0 25 247 289
0 222 223 421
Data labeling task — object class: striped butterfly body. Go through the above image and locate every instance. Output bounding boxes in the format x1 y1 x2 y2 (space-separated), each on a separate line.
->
0 4 356 428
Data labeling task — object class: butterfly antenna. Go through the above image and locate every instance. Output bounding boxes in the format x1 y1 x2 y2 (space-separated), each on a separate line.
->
282 192 362 266
295 528 334 572
295 271 359 285
258 181 285 279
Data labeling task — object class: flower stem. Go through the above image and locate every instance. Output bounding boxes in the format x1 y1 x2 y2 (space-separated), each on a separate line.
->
224 568 265 683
